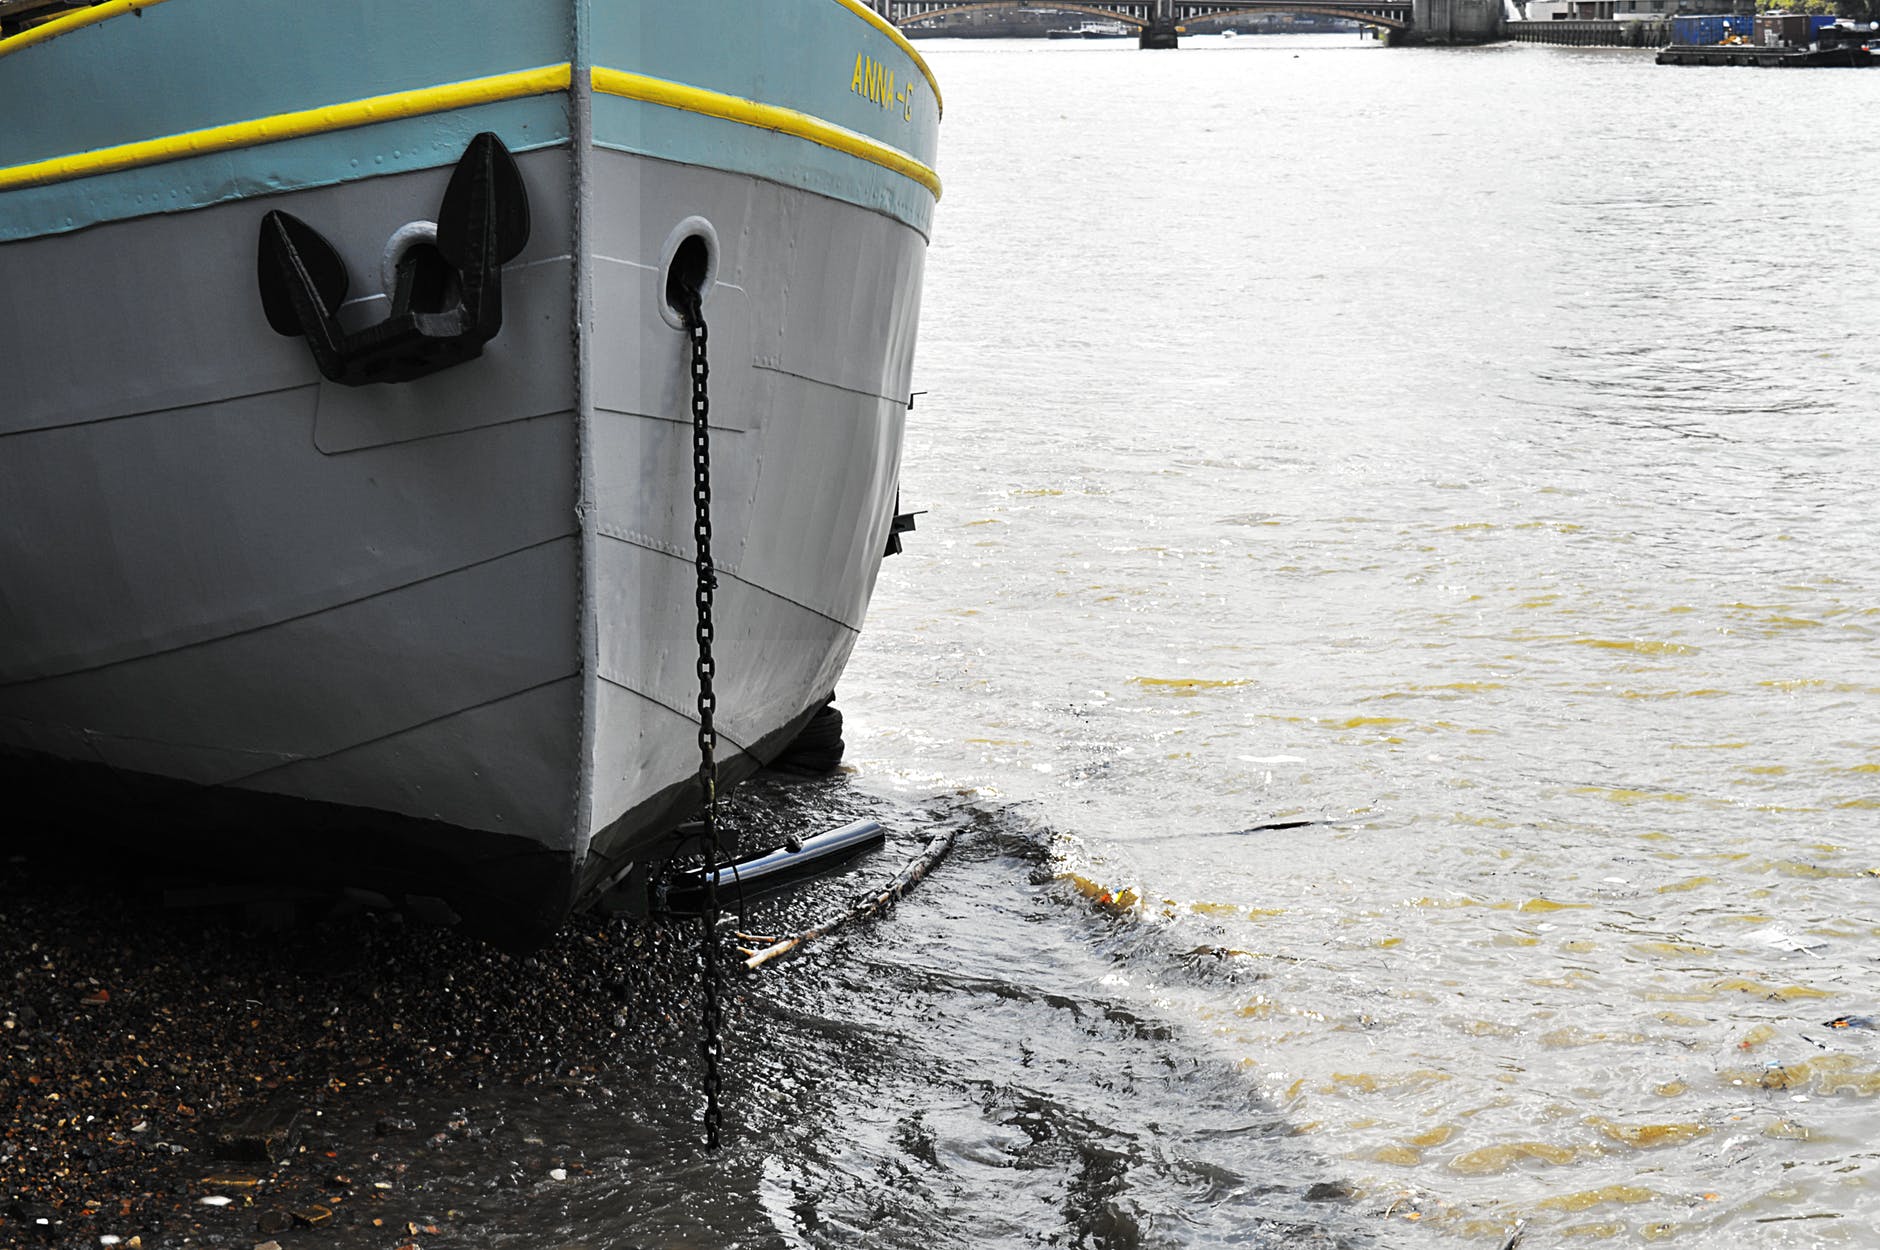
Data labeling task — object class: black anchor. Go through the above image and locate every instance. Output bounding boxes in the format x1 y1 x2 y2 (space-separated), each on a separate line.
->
257 131 530 387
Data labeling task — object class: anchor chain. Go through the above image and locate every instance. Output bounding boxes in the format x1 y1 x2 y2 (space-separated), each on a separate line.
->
681 288 725 1150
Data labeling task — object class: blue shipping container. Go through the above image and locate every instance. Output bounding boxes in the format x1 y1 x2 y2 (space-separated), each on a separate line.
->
1671 14 1752 44
1671 15 1717 43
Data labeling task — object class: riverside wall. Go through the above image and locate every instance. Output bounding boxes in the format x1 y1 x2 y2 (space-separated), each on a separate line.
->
1505 17 1674 44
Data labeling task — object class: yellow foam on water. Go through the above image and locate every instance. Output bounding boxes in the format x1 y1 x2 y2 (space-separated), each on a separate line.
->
1364 681 1506 701
1590 1118 1708 1148
1573 787 1693 804
1722 1055 1880 1096
1766 859 1857 879
1514 898 1587 913
1128 677 1252 693
1631 940 1712 957
1556 1221 1626 1238
1536 1185 1656 1213
1572 639 1697 655
1541 1025 1642 1048
1319 1070 1452 1096
1448 1141 1582 1175
1710 977 1830 1001
1760 677 1825 690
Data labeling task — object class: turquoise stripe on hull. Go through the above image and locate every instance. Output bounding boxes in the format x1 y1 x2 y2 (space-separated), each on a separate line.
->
0 0 938 242
0 97 568 244
0 0 572 168
590 0 940 235
591 0 941 170
591 94 935 239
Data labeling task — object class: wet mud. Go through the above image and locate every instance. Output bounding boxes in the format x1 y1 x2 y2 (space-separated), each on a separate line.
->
2 776 1376 1249
0 833 709 1247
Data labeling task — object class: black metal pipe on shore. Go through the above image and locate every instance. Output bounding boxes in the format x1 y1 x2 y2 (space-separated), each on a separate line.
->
664 820 887 914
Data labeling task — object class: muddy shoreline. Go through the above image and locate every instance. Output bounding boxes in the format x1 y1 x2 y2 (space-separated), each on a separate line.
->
0 782 852 1249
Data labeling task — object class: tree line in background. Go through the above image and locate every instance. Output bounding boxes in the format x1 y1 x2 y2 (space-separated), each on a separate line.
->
1757 0 1879 20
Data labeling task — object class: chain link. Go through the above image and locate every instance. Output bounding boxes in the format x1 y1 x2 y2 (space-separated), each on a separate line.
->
682 289 724 1150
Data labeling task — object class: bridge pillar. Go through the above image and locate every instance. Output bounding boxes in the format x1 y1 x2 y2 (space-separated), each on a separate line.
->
1140 0 1180 47
1405 0 1503 41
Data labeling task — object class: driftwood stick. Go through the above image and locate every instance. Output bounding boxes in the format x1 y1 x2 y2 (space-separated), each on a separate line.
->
741 826 958 971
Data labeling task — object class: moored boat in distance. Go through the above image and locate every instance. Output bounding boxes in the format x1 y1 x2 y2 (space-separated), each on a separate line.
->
1045 20 1135 38
1657 13 1876 64
0 0 941 945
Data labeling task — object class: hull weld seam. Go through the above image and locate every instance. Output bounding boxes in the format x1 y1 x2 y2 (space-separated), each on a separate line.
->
594 674 756 758
221 673 578 787
592 528 867 631
0 533 576 689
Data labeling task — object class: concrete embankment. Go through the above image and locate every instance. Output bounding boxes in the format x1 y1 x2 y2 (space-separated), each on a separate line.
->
1506 17 1673 45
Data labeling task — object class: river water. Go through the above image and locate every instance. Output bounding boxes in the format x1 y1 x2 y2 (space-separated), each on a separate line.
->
203 35 1876 1250
825 33 1880 1249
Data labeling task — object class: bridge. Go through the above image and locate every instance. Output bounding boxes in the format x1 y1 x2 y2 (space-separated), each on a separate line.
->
869 0 1501 45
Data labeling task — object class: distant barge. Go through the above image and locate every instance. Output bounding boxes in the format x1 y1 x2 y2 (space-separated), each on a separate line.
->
1656 40 1874 65
1658 13 1876 65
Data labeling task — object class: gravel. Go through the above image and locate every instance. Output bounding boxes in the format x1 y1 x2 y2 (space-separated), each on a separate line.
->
0 834 732 1248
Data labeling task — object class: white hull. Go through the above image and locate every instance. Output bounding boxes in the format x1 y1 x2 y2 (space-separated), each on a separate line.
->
0 148 924 939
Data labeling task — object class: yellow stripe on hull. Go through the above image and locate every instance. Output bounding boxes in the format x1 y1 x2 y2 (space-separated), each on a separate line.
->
0 0 169 62
591 67 942 201
0 64 574 193
0 59 938 205
0 0 943 119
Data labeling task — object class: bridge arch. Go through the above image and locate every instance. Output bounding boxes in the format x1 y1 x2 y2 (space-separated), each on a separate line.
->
896 2 1149 27
1178 5 1408 27
892 1 1407 32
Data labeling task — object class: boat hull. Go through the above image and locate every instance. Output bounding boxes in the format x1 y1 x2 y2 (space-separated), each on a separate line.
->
0 0 940 940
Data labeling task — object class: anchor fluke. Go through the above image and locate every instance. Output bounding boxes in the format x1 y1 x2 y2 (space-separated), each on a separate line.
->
256 132 531 386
